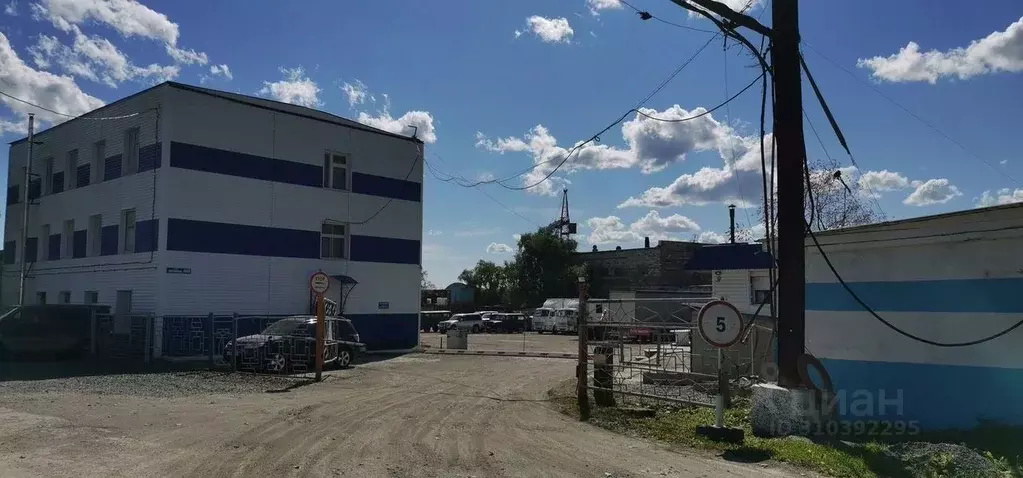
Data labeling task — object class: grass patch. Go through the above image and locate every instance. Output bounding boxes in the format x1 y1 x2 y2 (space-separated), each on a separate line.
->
547 380 1021 478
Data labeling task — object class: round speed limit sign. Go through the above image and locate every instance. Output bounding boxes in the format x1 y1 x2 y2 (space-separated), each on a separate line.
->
697 300 745 348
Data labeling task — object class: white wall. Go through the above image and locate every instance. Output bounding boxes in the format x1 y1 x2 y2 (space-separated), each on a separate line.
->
3 87 167 311
805 204 1023 429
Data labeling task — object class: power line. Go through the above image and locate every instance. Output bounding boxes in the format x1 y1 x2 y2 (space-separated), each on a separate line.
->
0 89 145 121
424 153 541 228
799 42 1019 187
618 0 717 34
802 109 888 220
723 38 754 230
347 143 422 225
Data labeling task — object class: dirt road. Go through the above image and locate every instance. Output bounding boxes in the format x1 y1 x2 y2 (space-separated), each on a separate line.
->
0 355 798 477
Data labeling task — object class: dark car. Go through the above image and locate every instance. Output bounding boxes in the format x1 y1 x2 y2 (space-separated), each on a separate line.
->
420 310 451 333
223 316 365 373
483 313 528 333
0 304 111 360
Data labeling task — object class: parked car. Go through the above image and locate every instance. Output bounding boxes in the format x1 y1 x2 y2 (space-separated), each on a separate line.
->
420 310 451 332
532 307 553 333
0 304 111 360
437 313 484 333
483 313 528 333
223 316 365 373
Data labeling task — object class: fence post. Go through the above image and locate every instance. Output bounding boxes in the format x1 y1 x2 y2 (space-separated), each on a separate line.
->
89 308 98 359
232 313 238 373
577 275 590 421
207 312 214 369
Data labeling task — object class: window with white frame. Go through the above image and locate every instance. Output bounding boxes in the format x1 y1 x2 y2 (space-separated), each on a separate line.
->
321 222 346 259
124 127 140 174
84 290 98 304
88 214 102 256
121 209 136 253
58 291 71 304
323 152 348 190
63 219 74 259
66 149 78 189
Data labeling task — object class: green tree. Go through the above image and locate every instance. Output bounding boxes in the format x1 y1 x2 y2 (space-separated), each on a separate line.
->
458 260 507 307
506 228 580 307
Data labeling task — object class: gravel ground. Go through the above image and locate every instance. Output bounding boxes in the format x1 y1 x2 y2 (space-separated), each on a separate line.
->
0 353 800 477
884 442 1000 478
0 370 308 398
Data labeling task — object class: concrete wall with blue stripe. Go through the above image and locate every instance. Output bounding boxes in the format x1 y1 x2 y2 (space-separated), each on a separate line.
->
805 204 1023 430
155 86 422 351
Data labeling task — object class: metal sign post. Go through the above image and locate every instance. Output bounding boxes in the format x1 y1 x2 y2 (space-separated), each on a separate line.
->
695 299 745 443
310 271 330 381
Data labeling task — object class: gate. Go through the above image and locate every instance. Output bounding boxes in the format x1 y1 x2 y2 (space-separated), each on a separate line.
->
93 313 153 363
582 297 718 407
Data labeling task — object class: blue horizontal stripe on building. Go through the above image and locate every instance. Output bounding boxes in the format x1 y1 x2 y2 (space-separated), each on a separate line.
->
166 218 420 264
160 313 417 355
805 278 1023 313
817 357 1023 430
168 141 421 202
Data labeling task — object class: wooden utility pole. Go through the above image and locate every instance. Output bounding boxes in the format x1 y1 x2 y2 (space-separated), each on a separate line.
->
576 275 590 421
771 0 807 387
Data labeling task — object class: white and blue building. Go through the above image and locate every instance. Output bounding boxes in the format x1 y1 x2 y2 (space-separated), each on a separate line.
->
3 82 423 353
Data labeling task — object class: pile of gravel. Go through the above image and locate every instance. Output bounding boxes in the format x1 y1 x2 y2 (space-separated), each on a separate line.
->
0 371 310 398
884 442 1000 478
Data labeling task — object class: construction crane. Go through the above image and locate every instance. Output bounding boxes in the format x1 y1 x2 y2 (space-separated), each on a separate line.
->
544 188 577 240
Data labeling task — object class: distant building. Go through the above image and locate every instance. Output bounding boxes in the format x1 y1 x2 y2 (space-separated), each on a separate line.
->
445 282 474 305
684 243 774 316
577 237 710 293
421 288 450 310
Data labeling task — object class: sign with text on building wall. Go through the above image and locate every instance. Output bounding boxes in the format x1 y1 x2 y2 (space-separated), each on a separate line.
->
166 267 192 274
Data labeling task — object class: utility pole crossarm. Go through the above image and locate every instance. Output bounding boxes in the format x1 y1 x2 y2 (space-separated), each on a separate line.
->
669 0 773 38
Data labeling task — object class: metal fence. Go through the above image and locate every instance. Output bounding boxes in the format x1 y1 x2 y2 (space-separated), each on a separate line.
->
580 297 775 409
92 313 154 363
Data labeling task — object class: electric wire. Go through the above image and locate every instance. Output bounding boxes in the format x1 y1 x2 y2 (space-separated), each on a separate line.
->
0 89 147 120
723 38 754 231
424 153 541 228
799 42 1019 187
346 142 422 225
618 0 717 34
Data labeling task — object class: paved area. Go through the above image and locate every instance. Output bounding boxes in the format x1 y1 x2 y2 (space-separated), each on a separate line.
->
0 354 798 477
420 331 581 354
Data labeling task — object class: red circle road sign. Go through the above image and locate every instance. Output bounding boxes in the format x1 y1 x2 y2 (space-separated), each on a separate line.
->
697 300 745 348
309 271 331 294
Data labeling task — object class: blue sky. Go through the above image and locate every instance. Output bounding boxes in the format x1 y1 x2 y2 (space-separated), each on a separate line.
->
1 0 1021 286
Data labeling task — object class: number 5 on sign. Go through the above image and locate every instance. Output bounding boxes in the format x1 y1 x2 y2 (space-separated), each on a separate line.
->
698 300 744 348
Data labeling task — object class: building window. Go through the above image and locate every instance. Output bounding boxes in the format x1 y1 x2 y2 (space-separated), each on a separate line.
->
753 289 772 305
320 222 346 259
58 291 71 304
66 149 78 189
121 209 136 253
124 127 140 174
63 219 74 259
36 291 46 305
39 224 49 261
43 157 54 195
323 152 348 190
93 140 106 183
88 214 102 256
84 291 99 304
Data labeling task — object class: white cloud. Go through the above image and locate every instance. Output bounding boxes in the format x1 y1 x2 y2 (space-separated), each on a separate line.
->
32 0 209 67
259 66 321 107
976 188 1023 207
1000 159 1009 166
0 32 105 126
688 0 763 18
341 79 368 107
696 231 727 243
486 242 514 254
858 169 910 196
587 0 621 16
357 109 436 143
586 210 701 245
476 105 747 197
525 16 574 43
427 229 443 236
513 29 522 39
5 0 16 16
29 29 179 87
512 233 522 241
454 227 499 238
0 117 27 134
903 178 962 206
857 17 1023 83
209 63 232 80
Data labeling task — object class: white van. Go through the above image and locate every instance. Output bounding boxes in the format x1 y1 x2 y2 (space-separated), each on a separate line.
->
551 308 578 334
532 307 553 333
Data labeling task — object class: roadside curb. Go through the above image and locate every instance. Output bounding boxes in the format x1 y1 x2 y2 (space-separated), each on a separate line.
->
419 349 576 359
